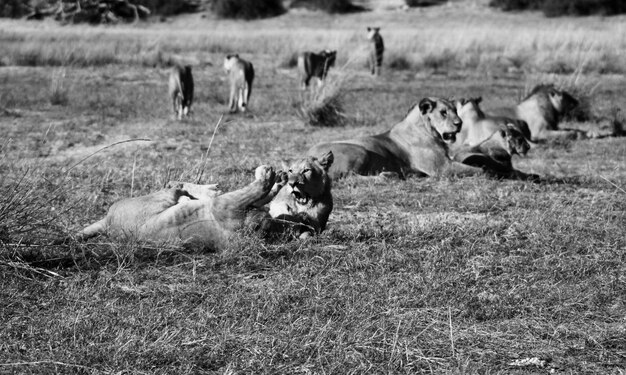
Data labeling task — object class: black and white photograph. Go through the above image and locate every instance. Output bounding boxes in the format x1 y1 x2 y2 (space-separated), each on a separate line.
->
1 0 625 373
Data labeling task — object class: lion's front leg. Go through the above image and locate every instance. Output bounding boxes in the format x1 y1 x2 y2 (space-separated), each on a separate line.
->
252 170 288 208
212 165 276 228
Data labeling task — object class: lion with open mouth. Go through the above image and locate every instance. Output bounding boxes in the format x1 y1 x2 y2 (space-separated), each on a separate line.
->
308 97 486 179
268 151 334 239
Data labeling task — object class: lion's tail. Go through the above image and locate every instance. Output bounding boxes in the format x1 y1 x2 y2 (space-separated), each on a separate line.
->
51 218 107 245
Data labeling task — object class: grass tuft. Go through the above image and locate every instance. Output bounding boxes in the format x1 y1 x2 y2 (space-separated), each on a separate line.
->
299 75 349 127
278 51 298 69
49 68 70 106
387 53 413 71
420 49 457 73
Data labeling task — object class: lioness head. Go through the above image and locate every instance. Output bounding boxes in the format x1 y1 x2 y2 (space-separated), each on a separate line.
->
367 27 381 39
525 84 579 117
287 151 333 205
320 50 337 68
419 97 463 144
549 88 579 115
223 54 239 71
455 97 484 124
503 124 530 156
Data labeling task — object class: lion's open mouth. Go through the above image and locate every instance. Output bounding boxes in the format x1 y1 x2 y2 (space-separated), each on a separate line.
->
442 132 456 143
291 186 310 205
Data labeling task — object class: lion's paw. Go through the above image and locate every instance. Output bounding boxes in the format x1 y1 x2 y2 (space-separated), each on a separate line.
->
255 165 276 188
275 170 289 187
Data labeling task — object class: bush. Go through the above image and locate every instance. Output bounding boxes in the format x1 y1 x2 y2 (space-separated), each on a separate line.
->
290 0 364 14
0 0 29 18
214 0 285 20
136 0 201 16
299 77 348 127
542 0 626 17
490 0 626 16
404 0 447 7
279 52 298 69
488 0 541 11
49 69 70 106
387 54 413 71
420 49 457 73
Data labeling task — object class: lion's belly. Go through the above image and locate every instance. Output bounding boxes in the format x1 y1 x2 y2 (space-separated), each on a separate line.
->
106 194 232 250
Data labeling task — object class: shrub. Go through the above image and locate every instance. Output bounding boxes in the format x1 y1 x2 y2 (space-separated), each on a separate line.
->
49 69 70 106
299 77 348 127
489 0 626 16
420 49 457 73
214 0 285 20
136 0 201 16
279 52 298 69
387 54 413 71
404 0 447 7
0 0 29 18
488 0 542 11
290 0 364 14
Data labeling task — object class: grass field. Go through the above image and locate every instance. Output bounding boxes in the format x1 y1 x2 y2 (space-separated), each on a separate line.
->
1 3 626 374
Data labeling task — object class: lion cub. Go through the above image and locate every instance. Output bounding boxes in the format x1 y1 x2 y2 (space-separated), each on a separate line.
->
269 151 334 239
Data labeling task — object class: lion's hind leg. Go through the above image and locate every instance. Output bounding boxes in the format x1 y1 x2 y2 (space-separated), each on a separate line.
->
166 181 221 201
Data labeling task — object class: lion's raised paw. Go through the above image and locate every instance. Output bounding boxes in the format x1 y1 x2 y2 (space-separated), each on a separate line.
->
255 165 276 187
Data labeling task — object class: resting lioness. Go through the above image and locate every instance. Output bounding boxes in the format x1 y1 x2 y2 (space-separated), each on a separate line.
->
452 126 537 179
454 97 531 145
307 97 488 179
451 97 534 179
268 151 333 239
74 165 282 251
491 84 580 142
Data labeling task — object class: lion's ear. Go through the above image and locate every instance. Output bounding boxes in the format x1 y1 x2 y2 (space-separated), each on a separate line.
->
419 98 435 114
318 151 334 171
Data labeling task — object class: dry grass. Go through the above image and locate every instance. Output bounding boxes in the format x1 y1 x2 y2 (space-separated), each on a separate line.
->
48 68 70 106
1 6 626 374
299 74 350 127
0 7 625 73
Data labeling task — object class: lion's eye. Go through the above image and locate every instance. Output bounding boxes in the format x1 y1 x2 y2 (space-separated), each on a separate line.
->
440 110 447 118
302 169 311 174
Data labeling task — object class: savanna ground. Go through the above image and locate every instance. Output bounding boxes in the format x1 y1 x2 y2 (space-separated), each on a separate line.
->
1 2 626 373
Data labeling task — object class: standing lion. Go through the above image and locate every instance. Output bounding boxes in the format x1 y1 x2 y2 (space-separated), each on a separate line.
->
168 64 194 120
367 27 384 76
224 54 255 113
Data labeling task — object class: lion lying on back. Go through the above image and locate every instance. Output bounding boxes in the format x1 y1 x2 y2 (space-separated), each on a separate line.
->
73 153 334 250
